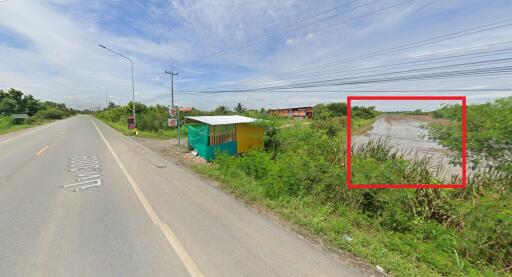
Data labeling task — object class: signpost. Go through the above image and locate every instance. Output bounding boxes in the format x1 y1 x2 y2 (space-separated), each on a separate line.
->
177 108 181 158
169 107 177 117
168 118 177 127
168 106 181 160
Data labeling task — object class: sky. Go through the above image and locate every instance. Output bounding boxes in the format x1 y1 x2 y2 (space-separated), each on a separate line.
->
1 0 512 111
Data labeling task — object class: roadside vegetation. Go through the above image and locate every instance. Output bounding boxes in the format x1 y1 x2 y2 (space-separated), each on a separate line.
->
428 97 512 177
95 102 188 139
0 88 75 134
192 100 511 276
96 101 264 139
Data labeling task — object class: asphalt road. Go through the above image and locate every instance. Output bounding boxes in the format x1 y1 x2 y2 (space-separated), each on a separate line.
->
0 115 373 277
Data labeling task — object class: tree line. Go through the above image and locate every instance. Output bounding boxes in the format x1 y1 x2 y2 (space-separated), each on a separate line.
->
0 88 75 120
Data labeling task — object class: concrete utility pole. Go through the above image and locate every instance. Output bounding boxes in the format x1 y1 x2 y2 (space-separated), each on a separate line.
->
164 70 178 108
164 70 181 160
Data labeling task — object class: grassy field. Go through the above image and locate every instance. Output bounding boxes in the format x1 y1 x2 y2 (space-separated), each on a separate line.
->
191 112 510 276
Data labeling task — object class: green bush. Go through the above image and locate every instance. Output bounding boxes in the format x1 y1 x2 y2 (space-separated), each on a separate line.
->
0 116 12 129
35 107 66 119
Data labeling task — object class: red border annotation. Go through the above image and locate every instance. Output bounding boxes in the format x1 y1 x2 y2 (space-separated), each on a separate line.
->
346 95 467 189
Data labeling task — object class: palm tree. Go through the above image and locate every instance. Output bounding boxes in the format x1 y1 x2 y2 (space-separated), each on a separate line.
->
234 102 246 114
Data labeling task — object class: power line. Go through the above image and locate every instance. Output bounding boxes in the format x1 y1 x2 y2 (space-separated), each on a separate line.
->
182 59 512 93
226 17 512 86
274 45 512 81
169 39 512 94
173 88 512 96
200 0 414 60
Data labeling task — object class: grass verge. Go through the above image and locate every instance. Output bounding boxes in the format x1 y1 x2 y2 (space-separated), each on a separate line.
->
0 116 50 135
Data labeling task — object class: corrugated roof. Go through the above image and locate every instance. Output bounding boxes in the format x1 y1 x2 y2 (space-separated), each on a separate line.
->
185 115 257 125
179 107 194 112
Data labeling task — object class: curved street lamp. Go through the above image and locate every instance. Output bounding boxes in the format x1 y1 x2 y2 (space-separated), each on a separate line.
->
98 44 136 128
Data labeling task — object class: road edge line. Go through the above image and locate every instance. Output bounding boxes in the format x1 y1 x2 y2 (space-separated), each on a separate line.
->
90 117 204 277
0 117 72 145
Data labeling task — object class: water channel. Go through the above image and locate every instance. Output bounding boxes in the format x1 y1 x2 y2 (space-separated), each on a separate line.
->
353 115 462 181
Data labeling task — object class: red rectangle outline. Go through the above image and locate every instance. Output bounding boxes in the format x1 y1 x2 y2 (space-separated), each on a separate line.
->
346 95 467 189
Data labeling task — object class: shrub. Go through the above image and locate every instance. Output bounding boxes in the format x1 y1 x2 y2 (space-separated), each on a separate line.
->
35 107 66 119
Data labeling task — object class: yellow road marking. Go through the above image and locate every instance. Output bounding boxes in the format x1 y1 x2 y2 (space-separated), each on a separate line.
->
36 145 49 156
90 118 204 277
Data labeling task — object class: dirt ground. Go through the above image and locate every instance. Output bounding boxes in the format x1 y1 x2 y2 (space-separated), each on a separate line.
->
131 136 207 166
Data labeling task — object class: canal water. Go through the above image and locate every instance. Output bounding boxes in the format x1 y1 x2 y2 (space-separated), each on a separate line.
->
353 115 462 181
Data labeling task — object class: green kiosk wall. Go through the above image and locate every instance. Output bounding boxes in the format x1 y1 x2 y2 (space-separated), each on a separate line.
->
187 124 237 161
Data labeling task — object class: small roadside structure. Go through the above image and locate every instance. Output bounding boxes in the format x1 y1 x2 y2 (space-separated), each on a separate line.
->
11 114 29 124
268 106 313 118
186 115 264 161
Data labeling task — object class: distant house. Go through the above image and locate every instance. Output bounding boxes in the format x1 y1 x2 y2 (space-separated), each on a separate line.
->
267 106 313 119
186 115 264 161
179 107 194 112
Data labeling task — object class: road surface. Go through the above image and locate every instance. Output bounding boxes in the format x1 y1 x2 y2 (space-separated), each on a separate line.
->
0 115 373 276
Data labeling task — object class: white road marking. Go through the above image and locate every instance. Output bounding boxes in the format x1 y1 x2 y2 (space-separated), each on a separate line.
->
0 118 70 145
62 178 102 189
73 182 102 192
63 155 103 192
90 118 204 277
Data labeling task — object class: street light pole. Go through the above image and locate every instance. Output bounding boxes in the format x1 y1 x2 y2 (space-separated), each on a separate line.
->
99 44 136 127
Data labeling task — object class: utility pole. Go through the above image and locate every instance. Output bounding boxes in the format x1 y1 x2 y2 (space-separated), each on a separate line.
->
165 70 180 159
164 70 178 107
96 87 109 110
105 90 109 108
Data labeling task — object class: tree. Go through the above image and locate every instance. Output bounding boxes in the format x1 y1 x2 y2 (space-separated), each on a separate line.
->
352 106 377 119
0 88 74 117
234 102 246 113
326 102 347 116
23 95 41 116
214 106 230 115
108 102 118 109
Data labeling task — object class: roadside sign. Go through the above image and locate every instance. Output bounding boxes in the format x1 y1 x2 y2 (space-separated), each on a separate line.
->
168 118 178 127
169 107 177 117
11 114 29 119
127 115 135 129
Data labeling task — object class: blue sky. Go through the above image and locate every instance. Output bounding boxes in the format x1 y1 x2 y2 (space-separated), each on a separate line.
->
1 0 512 111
